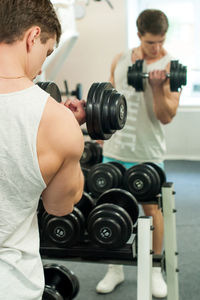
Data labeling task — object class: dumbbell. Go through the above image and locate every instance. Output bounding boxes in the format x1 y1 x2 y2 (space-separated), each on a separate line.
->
80 141 102 168
43 264 79 300
40 192 96 247
36 81 127 140
36 81 62 102
86 162 126 198
87 188 139 249
63 80 83 100
127 59 187 92
123 162 166 203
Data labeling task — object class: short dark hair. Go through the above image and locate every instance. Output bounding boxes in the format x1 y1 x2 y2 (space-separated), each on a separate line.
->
136 9 169 36
0 0 61 44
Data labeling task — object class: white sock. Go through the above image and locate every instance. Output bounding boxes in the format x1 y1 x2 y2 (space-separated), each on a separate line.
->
96 264 125 294
152 267 167 298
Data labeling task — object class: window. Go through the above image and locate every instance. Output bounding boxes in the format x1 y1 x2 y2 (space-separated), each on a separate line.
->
126 0 200 106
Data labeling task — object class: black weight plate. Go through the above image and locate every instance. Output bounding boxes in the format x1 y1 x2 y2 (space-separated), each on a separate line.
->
86 83 103 139
59 265 80 299
88 205 121 247
108 161 127 177
170 60 181 92
36 81 62 103
93 82 114 140
80 141 103 167
42 286 62 300
96 188 139 225
86 82 101 139
127 60 145 91
127 63 138 89
144 164 161 197
43 208 84 247
135 60 145 91
91 82 107 139
101 88 116 134
80 141 94 165
43 264 80 300
102 162 122 187
107 162 124 187
123 164 160 201
75 191 96 219
109 92 127 130
87 203 133 249
95 142 103 164
123 165 152 199
87 163 119 197
127 65 134 86
80 142 97 166
143 162 166 190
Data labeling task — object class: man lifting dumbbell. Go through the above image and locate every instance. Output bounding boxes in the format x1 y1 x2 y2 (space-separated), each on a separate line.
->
96 9 182 298
0 1 86 299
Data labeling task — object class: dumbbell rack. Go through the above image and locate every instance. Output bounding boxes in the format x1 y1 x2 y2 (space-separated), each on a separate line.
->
40 183 179 300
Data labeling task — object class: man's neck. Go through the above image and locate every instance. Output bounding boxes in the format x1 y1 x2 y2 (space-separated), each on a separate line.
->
0 43 27 79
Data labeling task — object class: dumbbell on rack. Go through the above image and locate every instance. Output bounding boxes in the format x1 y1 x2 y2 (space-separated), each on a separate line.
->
123 162 166 203
87 188 139 249
43 263 79 300
86 162 126 198
80 141 103 168
127 59 187 92
36 81 127 140
40 192 96 248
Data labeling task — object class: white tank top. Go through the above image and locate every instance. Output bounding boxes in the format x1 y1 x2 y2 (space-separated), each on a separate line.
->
103 49 173 163
0 85 49 299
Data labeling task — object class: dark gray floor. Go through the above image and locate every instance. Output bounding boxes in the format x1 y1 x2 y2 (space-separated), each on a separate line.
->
43 160 200 300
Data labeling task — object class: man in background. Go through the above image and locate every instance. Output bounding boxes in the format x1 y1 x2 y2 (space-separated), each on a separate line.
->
96 9 181 299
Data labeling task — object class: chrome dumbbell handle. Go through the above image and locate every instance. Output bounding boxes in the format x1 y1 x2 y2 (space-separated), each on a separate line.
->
141 73 170 78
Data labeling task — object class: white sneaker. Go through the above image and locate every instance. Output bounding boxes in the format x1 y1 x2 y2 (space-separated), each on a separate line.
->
96 264 125 294
152 267 167 298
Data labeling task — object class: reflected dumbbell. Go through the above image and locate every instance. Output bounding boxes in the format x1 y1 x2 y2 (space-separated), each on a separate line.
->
127 59 187 92
123 162 166 202
87 188 139 249
80 141 103 168
86 162 126 198
43 264 79 300
40 192 96 247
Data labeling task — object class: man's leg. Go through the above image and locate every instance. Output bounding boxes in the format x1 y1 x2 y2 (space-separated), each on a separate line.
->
142 204 167 298
96 157 135 294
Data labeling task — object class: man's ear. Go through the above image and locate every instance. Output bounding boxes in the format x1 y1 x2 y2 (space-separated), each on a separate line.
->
137 32 142 40
26 26 41 52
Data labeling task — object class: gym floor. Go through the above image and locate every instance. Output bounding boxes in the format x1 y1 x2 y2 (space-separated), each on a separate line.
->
43 160 200 300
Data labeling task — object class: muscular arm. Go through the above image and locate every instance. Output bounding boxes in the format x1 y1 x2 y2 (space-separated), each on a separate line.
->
149 62 180 124
38 97 85 216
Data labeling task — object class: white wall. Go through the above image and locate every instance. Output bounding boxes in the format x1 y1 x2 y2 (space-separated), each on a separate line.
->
165 107 200 161
49 0 127 99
